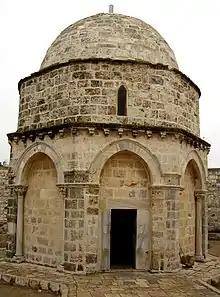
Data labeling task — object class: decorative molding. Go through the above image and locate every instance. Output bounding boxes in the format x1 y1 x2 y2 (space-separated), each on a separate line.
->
118 128 123 137
21 135 26 143
146 130 152 138
48 130 55 139
38 132 45 140
58 129 64 138
132 130 138 138
103 128 110 136
13 185 28 199
7 123 211 153
160 131 166 139
71 127 77 136
88 127 95 136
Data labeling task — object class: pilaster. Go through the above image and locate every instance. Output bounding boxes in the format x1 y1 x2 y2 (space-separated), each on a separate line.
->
150 184 181 272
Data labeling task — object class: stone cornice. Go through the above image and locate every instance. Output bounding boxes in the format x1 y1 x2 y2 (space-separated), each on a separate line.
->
7 122 210 152
18 58 201 97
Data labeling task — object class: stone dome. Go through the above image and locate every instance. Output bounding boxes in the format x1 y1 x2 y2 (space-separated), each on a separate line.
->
40 13 178 70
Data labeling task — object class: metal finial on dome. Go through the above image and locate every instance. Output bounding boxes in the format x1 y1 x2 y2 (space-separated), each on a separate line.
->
109 4 114 13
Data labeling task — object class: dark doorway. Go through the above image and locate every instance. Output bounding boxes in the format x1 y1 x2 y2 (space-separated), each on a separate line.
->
110 209 137 269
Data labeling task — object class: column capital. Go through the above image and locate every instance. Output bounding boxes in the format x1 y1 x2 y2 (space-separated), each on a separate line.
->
56 184 67 198
194 190 207 201
14 185 28 199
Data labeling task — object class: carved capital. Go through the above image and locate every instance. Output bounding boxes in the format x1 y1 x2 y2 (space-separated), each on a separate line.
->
194 190 206 201
14 185 28 199
57 185 67 198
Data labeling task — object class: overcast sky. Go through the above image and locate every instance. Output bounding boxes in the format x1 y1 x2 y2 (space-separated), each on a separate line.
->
0 0 219 167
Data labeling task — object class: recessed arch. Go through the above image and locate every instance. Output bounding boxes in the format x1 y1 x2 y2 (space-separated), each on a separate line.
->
180 150 206 190
14 142 64 185
89 139 162 185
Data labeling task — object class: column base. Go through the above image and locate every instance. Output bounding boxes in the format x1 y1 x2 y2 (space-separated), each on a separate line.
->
12 255 25 263
195 255 205 262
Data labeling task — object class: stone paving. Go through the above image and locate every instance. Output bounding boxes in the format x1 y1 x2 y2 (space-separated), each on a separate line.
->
0 280 54 297
0 256 220 297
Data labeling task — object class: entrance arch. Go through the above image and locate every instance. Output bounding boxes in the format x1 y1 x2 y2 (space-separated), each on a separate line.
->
98 150 152 271
21 152 63 267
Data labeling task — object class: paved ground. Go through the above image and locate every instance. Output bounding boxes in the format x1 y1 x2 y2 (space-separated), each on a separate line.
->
0 280 54 297
1 243 220 297
1 256 220 297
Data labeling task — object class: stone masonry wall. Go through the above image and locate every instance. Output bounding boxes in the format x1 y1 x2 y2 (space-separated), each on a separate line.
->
18 61 200 135
207 168 220 235
0 164 8 249
100 151 149 202
23 153 63 267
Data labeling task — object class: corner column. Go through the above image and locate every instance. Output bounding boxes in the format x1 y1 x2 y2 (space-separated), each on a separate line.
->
56 184 68 272
195 190 205 262
13 185 27 262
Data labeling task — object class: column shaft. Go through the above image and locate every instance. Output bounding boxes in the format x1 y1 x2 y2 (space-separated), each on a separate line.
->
195 191 205 262
13 186 27 262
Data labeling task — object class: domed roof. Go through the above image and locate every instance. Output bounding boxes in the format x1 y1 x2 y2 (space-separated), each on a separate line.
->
40 13 178 70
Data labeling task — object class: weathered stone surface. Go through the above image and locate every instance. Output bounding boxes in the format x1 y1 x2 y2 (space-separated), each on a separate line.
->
207 168 220 234
0 164 8 250
18 60 200 135
40 13 178 70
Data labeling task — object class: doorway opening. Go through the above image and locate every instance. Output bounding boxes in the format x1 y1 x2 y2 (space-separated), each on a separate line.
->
110 209 137 269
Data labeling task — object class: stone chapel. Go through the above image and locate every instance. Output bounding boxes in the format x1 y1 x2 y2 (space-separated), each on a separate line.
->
6 11 210 273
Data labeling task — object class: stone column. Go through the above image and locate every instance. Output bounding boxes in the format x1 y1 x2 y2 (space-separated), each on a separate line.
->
195 190 205 262
202 190 208 258
56 184 67 272
13 185 27 262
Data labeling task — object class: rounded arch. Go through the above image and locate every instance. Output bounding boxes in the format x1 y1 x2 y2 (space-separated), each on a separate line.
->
89 139 162 184
14 142 64 184
180 150 206 190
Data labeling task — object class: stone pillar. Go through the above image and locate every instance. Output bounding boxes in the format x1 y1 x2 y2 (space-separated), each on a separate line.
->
56 184 67 272
195 190 205 262
202 191 208 258
150 185 181 272
13 185 27 262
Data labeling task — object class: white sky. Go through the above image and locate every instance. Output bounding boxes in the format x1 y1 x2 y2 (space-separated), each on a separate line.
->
0 0 219 167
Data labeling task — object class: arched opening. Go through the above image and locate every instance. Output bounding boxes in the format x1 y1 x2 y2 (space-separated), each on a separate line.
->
117 85 127 116
21 153 63 267
99 151 151 270
180 160 202 257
